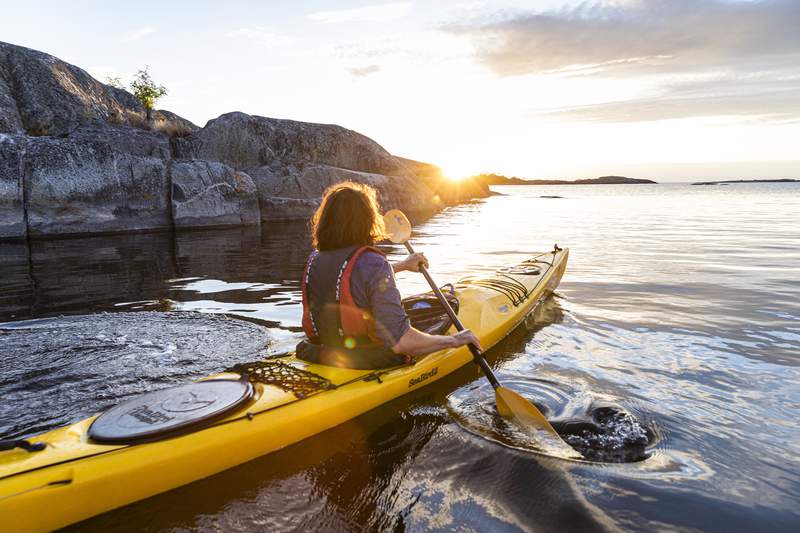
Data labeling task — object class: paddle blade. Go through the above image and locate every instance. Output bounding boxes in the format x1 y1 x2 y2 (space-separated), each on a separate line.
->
496 387 559 435
496 386 583 459
383 209 412 244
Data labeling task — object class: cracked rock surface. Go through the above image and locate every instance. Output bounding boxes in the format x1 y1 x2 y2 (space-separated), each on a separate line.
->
0 41 488 239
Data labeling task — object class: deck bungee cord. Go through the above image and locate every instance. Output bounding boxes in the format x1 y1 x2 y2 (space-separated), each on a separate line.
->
456 248 559 307
0 227 574 531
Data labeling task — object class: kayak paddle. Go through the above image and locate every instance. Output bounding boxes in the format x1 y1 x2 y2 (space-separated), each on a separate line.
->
383 209 581 459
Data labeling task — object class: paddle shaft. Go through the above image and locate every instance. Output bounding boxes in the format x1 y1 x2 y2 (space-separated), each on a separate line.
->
404 242 502 389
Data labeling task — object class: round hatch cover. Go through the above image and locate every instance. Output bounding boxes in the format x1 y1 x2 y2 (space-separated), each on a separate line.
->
89 379 253 444
499 265 541 276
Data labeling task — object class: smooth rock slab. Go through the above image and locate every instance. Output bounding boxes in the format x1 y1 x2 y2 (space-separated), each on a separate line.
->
0 134 26 238
0 71 23 133
68 124 172 159
249 162 441 220
175 111 410 176
171 160 260 228
24 137 170 236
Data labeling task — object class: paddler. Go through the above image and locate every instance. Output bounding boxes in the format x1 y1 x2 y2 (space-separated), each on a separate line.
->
296 182 481 369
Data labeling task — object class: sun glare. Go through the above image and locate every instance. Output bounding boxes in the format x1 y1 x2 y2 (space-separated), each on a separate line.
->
440 163 474 182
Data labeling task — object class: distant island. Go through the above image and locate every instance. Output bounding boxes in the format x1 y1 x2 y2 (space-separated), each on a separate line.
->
474 174 657 185
692 179 799 186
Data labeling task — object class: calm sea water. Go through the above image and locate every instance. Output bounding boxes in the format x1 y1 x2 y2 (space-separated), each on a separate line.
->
1 183 798 531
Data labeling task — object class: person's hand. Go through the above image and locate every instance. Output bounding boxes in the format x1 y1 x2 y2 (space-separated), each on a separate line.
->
451 329 482 351
399 252 429 273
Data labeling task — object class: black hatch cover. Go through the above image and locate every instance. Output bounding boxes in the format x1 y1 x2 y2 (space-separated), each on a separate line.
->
89 379 253 444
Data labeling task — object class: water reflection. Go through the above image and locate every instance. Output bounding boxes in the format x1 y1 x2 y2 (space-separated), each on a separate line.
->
0 312 272 439
0 223 312 325
2 183 800 531
71 373 617 533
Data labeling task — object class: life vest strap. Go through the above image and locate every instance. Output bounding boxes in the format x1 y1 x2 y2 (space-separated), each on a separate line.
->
301 245 387 349
301 250 320 341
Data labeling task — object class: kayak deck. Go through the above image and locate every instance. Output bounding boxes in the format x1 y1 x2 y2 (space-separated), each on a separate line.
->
0 248 568 532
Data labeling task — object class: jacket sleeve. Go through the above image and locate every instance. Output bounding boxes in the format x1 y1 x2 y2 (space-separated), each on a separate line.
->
362 254 411 347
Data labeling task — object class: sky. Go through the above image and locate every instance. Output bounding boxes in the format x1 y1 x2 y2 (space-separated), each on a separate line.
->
2 0 799 181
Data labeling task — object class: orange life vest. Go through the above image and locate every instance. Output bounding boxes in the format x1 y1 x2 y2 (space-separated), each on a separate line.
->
300 245 385 350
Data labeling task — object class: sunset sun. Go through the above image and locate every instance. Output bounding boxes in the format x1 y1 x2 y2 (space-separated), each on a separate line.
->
440 162 475 182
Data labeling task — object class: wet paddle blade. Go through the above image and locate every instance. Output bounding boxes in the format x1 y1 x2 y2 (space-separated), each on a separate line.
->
383 208 581 459
496 387 558 435
496 386 583 459
384 209 412 244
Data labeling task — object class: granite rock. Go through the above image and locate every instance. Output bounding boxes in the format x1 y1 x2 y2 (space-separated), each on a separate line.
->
170 160 260 228
248 162 441 221
0 134 26 238
175 111 409 176
0 41 196 137
0 41 489 239
23 137 170 236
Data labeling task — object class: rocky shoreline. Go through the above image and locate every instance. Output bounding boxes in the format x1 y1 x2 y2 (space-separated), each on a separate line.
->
0 41 487 240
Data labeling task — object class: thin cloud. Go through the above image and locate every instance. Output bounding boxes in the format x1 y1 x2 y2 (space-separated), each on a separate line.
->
347 64 382 77
445 0 800 77
227 27 294 47
446 0 800 123
539 80 800 123
120 26 156 43
308 2 412 23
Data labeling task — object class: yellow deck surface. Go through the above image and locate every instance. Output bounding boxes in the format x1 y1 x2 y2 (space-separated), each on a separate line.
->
0 249 568 532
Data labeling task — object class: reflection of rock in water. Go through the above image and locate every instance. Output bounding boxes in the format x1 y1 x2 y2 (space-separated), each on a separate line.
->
0 240 31 318
0 223 313 322
174 222 311 283
0 232 177 321
0 312 271 439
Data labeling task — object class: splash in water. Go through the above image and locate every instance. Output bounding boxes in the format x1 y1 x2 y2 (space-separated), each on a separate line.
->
553 405 653 463
447 378 655 463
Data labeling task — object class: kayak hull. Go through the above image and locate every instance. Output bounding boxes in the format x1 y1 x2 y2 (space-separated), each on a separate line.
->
0 249 568 531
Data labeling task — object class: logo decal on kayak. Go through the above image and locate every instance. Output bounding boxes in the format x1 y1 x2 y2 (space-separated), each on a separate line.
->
498 304 510 313
126 405 174 425
409 367 438 387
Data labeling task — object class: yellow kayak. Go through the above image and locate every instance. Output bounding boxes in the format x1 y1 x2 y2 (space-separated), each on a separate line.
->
0 248 568 532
